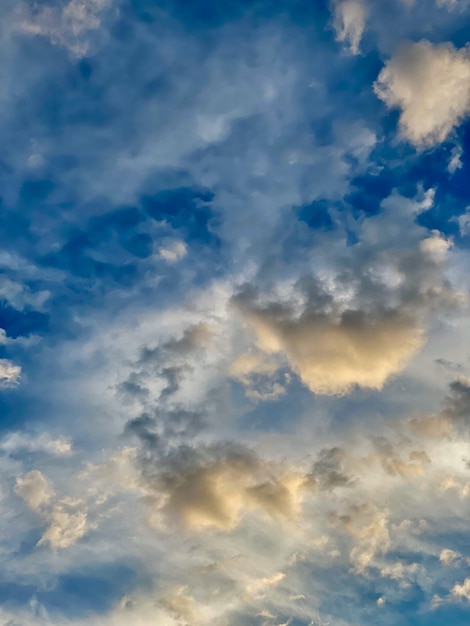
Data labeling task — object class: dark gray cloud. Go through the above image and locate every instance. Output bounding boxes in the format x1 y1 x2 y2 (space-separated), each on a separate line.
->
307 447 356 491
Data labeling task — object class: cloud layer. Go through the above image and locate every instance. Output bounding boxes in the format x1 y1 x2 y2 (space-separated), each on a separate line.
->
0 0 470 625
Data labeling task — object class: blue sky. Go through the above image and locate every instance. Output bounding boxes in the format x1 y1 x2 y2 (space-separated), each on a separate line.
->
1 0 470 624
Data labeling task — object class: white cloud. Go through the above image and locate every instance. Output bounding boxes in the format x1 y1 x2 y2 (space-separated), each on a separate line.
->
454 207 470 236
15 470 91 550
0 359 21 388
375 40 470 147
0 277 49 311
440 548 461 566
0 433 72 456
158 240 188 263
228 351 289 400
448 145 463 174
14 470 54 513
38 501 88 549
332 0 369 55
16 0 111 57
452 578 470 601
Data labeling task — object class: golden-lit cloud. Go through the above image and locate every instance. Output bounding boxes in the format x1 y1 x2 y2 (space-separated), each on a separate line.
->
240 307 424 395
375 40 470 147
146 446 305 531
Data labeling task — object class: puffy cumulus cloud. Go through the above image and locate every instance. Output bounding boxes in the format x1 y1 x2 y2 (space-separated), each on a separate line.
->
375 40 470 147
14 470 54 512
15 0 111 57
9 376 470 624
232 189 462 396
0 359 21 388
434 574 470 608
237 304 424 396
332 0 369 55
142 444 306 531
440 548 461 566
451 578 470 601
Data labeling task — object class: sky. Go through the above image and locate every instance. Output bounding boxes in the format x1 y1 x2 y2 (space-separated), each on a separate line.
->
1 0 470 624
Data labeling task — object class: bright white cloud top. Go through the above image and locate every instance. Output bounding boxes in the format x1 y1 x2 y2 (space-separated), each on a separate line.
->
375 40 470 147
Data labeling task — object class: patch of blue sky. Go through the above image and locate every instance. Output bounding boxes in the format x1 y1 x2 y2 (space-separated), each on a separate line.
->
0 564 136 618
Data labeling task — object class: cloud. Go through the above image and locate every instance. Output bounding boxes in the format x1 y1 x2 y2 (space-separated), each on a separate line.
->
14 470 54 512
331 504 391 572
452 578 470 601
244 571 285 600
332 0 369 55
375 40 470 147
408 413 454 439
37 500 88 549
232 188 462 396
454 207 470 236
238 304 424 395
0 278 49 311
440 548 461 566
448 145 463 174
15 470 90 549
369 438 431 477
0 359 21 388
408 377 470 439
0 432 72 456
306 447 356 490
228 351 289 401
3 2 470 624
16 0 111 57
141 444 305 531
158 241 188 264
